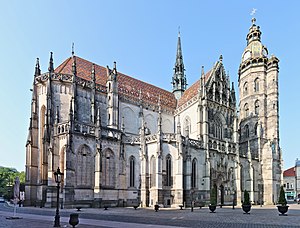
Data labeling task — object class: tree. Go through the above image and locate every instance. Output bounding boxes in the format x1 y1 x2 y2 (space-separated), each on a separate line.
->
210 184 217 206
243 190 250 205
0 166 24 200
278 186 287 206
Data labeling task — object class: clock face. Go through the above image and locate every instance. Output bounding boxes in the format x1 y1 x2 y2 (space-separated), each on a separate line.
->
251 41 262 58
243 51 251 61
262 47 268 57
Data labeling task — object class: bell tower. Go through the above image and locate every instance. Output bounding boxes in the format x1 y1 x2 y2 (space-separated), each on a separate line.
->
238 18 282 205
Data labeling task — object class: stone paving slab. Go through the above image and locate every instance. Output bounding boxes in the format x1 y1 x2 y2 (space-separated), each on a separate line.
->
1 203 300 228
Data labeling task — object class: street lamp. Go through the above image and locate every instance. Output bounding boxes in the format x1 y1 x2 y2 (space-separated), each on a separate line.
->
54 167 63 227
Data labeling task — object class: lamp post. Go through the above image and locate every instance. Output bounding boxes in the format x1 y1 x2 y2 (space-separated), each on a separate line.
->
54 167 63 227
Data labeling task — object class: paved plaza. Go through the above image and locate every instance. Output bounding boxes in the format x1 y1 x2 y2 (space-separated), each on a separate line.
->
0 202 300 228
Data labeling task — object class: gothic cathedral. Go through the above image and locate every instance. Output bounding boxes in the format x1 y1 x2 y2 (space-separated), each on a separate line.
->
25 18 282 208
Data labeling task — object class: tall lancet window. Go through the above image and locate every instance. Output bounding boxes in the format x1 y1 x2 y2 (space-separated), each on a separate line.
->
254 78 259 92
244 124 250 138
166 155 172 187
101 149 115 188
254 100 260 115
129 156 135 187
191 159 197 188
243 82 248 96
244 103 249 117
76 145 93 187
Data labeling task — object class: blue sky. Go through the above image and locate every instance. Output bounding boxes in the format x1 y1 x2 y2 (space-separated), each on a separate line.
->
0 0 299 171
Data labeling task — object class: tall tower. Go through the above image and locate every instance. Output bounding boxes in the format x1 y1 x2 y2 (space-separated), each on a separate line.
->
172 31 187 99
238 18 281 205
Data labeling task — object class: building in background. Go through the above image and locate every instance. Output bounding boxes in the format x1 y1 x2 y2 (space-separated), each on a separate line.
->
283 167 296 200
25 18 282 208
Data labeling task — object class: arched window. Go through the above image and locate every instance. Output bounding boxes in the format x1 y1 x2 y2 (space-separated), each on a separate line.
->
191 159 197 188
254 122 258 136
166 155 172 187
244 125 249 138
77 145 93 187
129 156 135 187
254 78 259 92
254 100 260 115
102 149 115 188
243 82 248 96
244 103 249 117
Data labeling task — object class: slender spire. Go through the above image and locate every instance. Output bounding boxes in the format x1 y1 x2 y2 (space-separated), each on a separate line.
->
121 116 125 132
91 63 96 82
96 107 101 127
69 97 73 120
35 58 41 76
55 106 59 124
172 30 187 99
72 55 77 76
48 52 54 73
72 42 75 56
175 31 184 72
201 66 205 77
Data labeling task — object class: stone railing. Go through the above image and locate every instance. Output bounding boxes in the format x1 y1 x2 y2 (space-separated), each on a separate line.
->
145 134 157 143
189 139 204 149
208 139 236 154
123 135 140 144
55 121 69 135
162 133 176 142
101 127 122 140
74 122 95 135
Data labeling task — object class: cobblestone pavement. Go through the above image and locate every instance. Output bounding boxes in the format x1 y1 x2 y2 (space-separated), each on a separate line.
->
1 202 300 228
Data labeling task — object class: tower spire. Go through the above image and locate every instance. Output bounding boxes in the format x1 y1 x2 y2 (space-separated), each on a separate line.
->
35 58 41 76
48 52 54 73
72 42 75 56
172 30 187 99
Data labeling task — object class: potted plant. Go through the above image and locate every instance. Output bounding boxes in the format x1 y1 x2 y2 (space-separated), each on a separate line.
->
277 186 289 216
242 190 251 214
209 184 217 213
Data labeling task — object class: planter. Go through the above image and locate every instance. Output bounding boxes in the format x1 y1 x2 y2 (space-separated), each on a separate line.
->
209 205 216 213
242 204 251 214
277 205 289 216
69 213 79 228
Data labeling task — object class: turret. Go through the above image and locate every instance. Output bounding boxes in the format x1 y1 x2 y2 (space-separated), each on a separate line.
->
48 52 54 73
91 64 96 123
106 62 119 129
172 31 187 99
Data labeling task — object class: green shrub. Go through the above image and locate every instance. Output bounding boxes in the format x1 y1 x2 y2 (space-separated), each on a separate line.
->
210 184 217 206
278 186 287 206
243 190 250 205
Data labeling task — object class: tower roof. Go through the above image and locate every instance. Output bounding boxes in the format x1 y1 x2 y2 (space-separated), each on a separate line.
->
55 56 177 111
241 18 268 63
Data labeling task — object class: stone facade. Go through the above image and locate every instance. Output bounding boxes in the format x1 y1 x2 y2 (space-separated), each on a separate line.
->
25 18 282 208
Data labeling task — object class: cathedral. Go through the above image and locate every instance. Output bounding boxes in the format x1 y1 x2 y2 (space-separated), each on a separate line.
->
25 18 282 208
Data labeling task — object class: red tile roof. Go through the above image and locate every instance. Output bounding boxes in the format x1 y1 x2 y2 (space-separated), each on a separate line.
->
283 167 295 177
177 70 212 107
55 56 177 110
